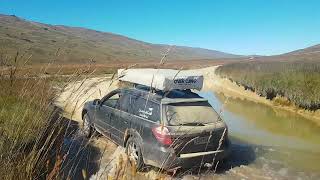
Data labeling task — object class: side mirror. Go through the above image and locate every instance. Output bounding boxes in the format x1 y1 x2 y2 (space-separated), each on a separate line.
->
93 99 101 105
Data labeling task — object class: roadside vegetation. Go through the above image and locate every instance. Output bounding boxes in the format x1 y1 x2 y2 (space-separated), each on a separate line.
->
0 50 73 179
0 78 56 179
0 52 148 179
216 59 320 110
0 52 93 179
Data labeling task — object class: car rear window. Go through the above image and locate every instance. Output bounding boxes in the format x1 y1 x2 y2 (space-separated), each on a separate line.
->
163 101 220 126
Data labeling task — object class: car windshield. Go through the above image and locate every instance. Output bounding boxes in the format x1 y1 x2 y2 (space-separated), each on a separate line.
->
163 101 220 126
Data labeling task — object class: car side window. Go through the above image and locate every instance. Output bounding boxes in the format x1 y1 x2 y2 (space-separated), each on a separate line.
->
118 94 131 112
102 93 120 109
132 96 160 122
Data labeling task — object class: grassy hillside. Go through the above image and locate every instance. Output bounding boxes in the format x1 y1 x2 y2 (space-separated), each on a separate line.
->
0 14 240 64
216 53 320 110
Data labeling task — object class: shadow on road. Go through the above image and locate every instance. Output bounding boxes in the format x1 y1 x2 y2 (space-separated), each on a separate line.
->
60 121 102 179
46 106 104 180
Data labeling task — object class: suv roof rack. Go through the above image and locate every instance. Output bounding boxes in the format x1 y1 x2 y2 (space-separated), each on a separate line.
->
132 84 201 99
118 68 203 91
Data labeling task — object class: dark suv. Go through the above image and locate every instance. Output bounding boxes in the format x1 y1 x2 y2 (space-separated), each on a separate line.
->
82 86 230 170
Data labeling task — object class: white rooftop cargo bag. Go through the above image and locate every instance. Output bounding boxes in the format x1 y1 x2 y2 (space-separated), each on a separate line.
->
118 68 203 91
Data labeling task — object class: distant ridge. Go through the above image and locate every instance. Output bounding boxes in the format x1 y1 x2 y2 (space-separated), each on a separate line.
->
285 44 320 56
0 14 241 64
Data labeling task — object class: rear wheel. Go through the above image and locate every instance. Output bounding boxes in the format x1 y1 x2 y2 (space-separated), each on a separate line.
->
125 137 145 171
82 113 92 138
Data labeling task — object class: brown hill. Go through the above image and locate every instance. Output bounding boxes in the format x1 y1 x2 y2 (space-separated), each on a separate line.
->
286 44 320 56
0 14 241 64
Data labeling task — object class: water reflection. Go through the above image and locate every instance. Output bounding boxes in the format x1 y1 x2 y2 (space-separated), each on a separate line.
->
200 91 320 150
198 91 320 174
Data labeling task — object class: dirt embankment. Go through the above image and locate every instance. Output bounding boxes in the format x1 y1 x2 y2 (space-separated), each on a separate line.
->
202 66 320 126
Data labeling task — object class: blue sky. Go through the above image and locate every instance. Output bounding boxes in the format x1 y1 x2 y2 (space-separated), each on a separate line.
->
1 0 320 55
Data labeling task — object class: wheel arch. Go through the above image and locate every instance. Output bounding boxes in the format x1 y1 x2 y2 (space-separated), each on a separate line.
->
123 128 143 148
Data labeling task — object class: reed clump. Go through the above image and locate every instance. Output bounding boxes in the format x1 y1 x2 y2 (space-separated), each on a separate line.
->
216 59 320 111
0 50 83 179
0 76 58 179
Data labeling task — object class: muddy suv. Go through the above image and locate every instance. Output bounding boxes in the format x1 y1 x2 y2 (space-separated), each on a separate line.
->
82 86 230 170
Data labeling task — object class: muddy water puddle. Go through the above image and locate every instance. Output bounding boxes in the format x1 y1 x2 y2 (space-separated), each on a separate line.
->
198 91 320 179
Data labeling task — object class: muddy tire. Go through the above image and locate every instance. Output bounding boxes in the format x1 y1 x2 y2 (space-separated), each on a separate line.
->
125 137 145 171
82 113 92 138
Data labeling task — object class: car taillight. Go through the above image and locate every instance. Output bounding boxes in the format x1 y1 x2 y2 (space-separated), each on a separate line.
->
152 126 172 146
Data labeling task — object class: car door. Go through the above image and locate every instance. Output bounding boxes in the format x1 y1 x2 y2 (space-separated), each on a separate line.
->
94 90 121 138
112 93 132 145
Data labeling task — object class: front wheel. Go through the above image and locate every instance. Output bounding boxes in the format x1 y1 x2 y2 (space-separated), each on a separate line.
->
82 113 92 138
125 137 145 171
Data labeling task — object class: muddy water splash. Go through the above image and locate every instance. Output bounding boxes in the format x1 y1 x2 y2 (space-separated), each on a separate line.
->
199 91 320 179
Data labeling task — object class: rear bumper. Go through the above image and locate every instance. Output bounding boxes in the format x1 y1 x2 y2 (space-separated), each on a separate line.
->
142 140 231 170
